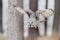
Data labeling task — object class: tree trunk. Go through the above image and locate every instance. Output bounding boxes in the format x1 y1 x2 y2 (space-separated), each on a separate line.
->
7 0 23 40
2 0 8 36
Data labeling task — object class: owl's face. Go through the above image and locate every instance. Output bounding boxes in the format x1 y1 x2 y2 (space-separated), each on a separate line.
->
25 10 37 27
29 17 37 27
